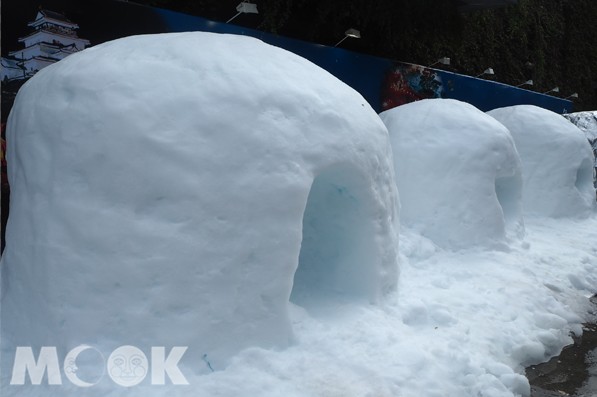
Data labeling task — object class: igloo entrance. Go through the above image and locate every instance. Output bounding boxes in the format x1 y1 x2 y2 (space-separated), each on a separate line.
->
576 158 594 195
290 165 378 309
494 174 523 237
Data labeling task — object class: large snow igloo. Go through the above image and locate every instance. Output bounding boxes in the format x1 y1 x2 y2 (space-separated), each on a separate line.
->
380 99 524 250
1 32 399 372
488 105 596 218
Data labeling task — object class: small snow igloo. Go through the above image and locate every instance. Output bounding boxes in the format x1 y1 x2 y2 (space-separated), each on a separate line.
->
1 32 399 371
488 105 596 218
380 99 524 250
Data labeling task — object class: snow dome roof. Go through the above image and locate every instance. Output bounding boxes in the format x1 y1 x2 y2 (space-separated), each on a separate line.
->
1 32 399 371
488 105 595 218
381 99 524 250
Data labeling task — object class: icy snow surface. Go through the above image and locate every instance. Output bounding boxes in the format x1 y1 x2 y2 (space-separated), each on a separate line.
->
565 111 597 141
380 99 524 250
565 111 597 178
488 105 595 218
189 217 597 397
5 217 594 397
1 33 597 397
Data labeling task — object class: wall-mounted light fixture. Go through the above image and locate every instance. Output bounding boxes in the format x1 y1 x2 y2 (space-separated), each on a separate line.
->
428 57 451 68
516 79 533 87
543 87 559 94
476 68 494 78
565 93 579 100
227 2 259 23
335 28 361 47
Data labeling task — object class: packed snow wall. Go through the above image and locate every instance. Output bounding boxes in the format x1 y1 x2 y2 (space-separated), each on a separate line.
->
381 99 524 250
488 105 596 217
0 32 400 382
564 111 597 188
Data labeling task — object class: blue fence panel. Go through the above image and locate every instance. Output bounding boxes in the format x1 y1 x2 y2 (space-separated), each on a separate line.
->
129 7 576 114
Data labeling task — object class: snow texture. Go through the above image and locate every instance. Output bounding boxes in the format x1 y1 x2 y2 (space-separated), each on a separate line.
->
564 111 597 141
380 99 524 250
2 33 597 397
565 111 597 186
0 31 400 376
488 105 596 218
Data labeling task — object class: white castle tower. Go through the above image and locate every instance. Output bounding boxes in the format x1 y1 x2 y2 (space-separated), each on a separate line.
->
1 9 90 81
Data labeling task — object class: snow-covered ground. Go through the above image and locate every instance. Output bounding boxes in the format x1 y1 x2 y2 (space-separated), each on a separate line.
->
6 217 590 397
1 32 596 397
184 216 597 397
10 215 586 397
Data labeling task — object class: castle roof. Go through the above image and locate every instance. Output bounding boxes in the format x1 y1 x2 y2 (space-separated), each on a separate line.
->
40 9 74 23
28 9 79 29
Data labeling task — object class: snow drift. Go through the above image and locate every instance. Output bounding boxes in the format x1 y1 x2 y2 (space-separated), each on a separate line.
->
380 99 524 250
564 111 597 188
488 105 595 218
564 110 597 141
0 31 399 380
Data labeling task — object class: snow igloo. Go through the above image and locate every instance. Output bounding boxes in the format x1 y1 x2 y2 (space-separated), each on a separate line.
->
380 99 524 250
488 105 595 218
1 32 399 375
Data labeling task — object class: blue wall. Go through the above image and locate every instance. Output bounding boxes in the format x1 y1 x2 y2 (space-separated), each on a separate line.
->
156 7 573 114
